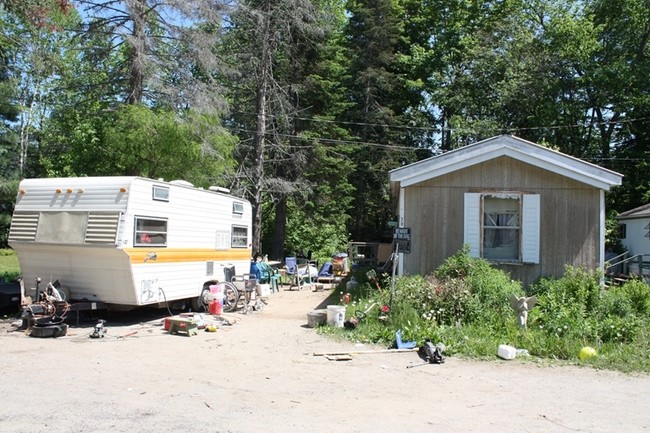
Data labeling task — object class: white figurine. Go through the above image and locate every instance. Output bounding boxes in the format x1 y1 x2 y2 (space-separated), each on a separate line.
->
509 294 537 329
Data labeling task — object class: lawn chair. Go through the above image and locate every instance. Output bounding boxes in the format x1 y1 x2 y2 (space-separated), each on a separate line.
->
256 261 280 293
285 256 308 290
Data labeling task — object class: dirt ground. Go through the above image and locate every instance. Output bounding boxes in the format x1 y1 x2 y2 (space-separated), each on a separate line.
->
1 285 649 433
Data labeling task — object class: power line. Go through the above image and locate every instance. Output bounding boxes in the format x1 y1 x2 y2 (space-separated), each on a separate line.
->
231 128 425 152
231 110 650 136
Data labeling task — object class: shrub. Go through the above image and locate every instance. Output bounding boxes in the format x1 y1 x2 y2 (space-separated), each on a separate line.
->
618 279 650 317
323 246 650 373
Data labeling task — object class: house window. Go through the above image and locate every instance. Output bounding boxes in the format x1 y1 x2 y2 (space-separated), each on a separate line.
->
135 217 167 246
231 225 248 248
152 185 169 202
618 224 626 239
483 196 520 261
464 192 540 264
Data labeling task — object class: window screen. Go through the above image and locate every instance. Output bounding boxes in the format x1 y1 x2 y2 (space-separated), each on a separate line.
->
231 225 248 248
135 217 167 246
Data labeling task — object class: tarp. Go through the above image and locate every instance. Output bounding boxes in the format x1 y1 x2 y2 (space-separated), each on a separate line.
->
318 262 333 277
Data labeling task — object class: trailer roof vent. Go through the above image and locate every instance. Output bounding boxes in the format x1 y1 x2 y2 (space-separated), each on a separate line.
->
170 180 193 187
209 186 230 194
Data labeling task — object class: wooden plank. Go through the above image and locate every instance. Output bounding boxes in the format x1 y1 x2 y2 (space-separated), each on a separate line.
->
313 348 418 357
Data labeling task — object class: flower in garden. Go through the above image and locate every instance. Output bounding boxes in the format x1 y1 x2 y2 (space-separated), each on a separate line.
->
381 304 390 314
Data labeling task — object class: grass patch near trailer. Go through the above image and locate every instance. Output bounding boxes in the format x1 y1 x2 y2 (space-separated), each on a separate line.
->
319 246 650 374
0 249 20 282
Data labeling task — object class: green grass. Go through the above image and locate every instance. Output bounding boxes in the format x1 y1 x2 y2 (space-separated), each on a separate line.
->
0 249 20 281
317 249 650 375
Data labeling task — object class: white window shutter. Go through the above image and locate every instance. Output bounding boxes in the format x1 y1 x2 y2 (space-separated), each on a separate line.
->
464 193 481 258
521 194 540 263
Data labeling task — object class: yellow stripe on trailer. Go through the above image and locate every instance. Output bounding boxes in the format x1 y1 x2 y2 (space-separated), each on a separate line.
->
124 248 252 263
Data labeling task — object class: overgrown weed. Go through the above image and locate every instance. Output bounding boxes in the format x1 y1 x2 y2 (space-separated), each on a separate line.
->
319 247 650 374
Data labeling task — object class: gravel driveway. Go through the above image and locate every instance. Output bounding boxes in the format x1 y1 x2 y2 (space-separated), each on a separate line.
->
1 287 648 433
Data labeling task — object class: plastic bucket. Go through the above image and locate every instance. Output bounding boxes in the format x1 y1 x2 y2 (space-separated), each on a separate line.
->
208 284 226 301
209 283 225 294
326 305 346 328
209 298 222 315
257 283 271 298
306 309 327 328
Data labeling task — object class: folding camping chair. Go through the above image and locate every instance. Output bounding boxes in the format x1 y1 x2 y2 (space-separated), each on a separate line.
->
284 256 310 290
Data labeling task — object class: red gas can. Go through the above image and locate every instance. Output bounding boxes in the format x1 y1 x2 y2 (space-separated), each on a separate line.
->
209 298 222 316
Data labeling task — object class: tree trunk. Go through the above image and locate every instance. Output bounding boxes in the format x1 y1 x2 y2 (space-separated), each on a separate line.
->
271 196 287 260
251 8 271 255
126 0 146 105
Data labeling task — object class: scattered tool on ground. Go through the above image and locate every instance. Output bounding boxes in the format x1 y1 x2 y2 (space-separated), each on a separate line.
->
344 302 377 329
90 319 106 338
407 340 445 368
313 347 418 357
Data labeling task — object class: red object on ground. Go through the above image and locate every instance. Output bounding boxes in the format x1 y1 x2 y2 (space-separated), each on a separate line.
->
209 298 222 315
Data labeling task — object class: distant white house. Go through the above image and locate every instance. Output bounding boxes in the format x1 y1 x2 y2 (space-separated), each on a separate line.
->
617 204 650 256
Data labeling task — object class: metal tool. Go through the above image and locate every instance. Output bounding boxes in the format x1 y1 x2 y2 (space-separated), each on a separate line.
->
344 302 376 329
90 319 106 338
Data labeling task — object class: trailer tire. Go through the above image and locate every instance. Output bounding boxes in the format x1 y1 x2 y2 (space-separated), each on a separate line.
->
191 285 211 312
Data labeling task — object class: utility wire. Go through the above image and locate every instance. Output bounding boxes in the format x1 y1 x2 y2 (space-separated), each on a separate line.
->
230 110 650 135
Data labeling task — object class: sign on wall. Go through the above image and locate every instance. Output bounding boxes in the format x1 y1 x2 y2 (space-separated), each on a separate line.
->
393 227 411 254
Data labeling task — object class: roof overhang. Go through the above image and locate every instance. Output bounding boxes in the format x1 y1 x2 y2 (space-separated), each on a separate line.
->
616 203 650 220
389 135 623 191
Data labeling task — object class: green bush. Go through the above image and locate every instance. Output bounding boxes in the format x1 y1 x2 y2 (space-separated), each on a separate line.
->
321 246 650 373
0 248 20 282
618 279 650 317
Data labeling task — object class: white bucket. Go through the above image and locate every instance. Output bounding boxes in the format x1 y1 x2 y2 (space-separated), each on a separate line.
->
326 305 346 328
256 283 271 298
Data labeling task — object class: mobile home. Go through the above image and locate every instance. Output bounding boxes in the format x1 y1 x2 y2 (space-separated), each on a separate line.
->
8 177 252 310
389 135 623 287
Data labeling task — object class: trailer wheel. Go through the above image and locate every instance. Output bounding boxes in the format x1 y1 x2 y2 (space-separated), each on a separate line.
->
191 285 212 312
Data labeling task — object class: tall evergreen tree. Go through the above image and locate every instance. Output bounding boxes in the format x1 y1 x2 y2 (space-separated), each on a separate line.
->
224 0 354 260
0 10 21 179
342 0 422 241
587 0 650 211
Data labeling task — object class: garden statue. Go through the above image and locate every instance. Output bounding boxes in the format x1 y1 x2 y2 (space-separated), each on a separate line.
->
509 294 537 329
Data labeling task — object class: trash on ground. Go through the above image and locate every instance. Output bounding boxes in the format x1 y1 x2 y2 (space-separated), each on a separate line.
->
395 329 416 349
497 344 517 360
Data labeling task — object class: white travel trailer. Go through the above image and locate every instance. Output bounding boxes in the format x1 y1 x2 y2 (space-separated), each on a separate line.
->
8 176 253 310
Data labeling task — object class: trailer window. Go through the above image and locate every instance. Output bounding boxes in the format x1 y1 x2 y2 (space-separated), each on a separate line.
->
152 185 169 202
135 217 167 246
233 202 244 216
231 225 248 248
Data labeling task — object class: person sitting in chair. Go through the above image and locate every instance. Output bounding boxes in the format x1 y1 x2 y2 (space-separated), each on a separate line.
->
250 254 263 281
